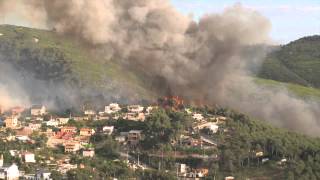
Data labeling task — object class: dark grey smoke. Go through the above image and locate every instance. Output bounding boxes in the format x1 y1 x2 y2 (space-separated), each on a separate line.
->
1 0 320 136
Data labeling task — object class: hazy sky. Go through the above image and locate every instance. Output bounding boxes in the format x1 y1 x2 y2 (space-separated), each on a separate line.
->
172 0 320 44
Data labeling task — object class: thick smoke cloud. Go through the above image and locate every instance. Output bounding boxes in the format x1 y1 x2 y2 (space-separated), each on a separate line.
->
1 0 320 136
0 61 30 110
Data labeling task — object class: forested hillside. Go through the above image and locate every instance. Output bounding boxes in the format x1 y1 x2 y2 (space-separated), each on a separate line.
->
259 36 320 88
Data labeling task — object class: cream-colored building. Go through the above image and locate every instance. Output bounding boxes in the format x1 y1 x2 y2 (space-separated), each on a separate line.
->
31 105 46 116
4 116 19 129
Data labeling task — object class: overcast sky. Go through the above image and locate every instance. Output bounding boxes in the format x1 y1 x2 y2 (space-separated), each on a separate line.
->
171 0 320 44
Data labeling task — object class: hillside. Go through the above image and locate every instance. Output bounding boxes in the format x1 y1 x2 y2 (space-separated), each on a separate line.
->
259 35 320 88
1 25 320 110
255 78 320 101
0 25 154 109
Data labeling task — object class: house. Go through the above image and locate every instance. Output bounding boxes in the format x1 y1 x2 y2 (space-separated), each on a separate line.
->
105 103 121 114
186 170 207 178
0 163 19 180
33 37 39 43
128 130 142 146
182 138 201 147
35 169 51 180
193 113 204 121
145 106 154 115
200 136 218 147
72 116 88 121
16 135 30 142
0 155 2 167
178 163 187 175
31 105 46 116
24 169 51 180
127 105 144 113
22 152 36 163
23 174 36 179
75 136 90 146
185 108 192 114
35 117 44 121
57 118 69 125
115 135 126 143
46 137 65 148
211 116 228 124
84 110 96 116
6 135 15 142
64 141 81 153
96 115 109 121
61 126 77 133
277 158 287 165
255 151 264 157
28 123 41 131
57 163 77 174
46 119 59 127
225 176 235 180
124 113 145 121
102 126 114 135
262 158 269 163
82 149 95 157
79 128 95 136
4 117 19 129
194 122 219 133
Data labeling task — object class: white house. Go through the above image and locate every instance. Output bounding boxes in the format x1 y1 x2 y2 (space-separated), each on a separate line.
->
31 105 46 116
105 103 121 114
124 113 145 121
16 136 30 142
23 152 36 163
83 149 95 157
84 110 96 116
4 116 19 129
115 135 126 143
46 119 59 127
145 106 154 115
127 105 144 113
0 155 2 167
28 123 41 131
57 118 69 125
194 122 219 133
102 126 114 135
225 176 235 180
0 163 19 180
192 113 204 121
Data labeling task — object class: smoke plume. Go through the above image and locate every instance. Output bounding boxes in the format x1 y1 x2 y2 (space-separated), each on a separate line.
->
1 0 320 136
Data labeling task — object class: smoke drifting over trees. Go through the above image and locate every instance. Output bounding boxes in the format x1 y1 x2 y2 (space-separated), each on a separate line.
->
1 0 320 136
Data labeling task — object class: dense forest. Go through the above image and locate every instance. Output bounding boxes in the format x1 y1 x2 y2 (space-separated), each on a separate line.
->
259 35 320 88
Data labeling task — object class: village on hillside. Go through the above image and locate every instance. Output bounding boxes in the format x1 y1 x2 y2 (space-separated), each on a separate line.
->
0 97 283 180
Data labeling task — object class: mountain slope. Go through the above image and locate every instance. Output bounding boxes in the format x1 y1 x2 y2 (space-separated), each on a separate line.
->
0 25 154 108
255 78 320 101
259 35 320 88
1 25 320 109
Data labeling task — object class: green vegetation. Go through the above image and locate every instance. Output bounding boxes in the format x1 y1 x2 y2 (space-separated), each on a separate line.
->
0 24 154 100
203 108 320 179
259 35 320 88
2 25 320 103
255 78 320 100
